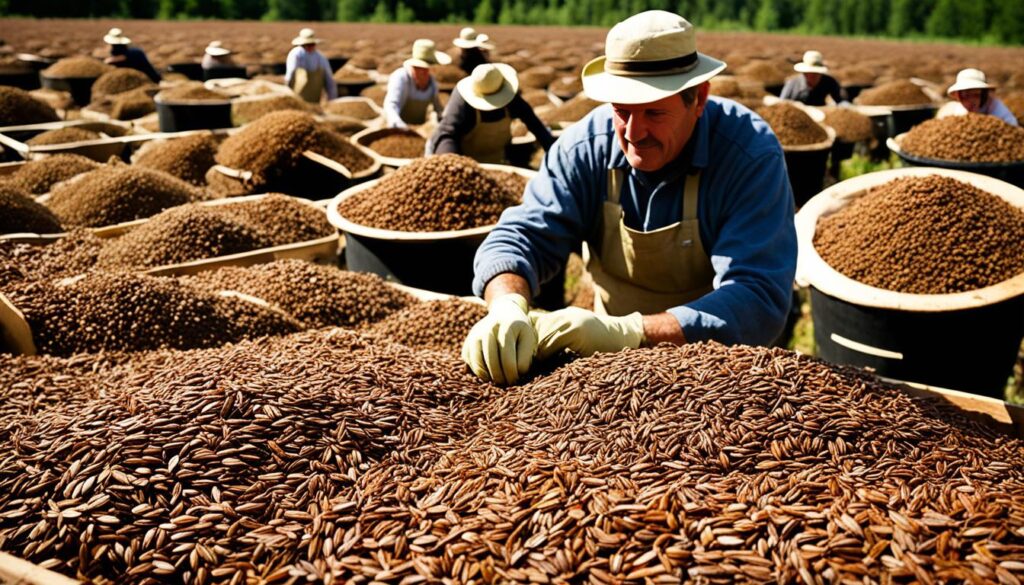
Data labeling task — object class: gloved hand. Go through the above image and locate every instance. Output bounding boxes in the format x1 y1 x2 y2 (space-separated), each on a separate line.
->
533 307 644 360
461 293 537 384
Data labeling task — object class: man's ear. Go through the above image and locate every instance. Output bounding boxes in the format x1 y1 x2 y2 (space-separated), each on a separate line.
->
694 82 711 118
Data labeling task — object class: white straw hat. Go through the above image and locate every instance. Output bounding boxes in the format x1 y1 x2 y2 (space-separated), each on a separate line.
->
453 27 493 50
582 11 726 105
292 28 321 46
947 68 995 94
404 39 453 68
205 41 232 57
474 33 496 51
794 50 829 74
457 63 519 111
103 27 131 46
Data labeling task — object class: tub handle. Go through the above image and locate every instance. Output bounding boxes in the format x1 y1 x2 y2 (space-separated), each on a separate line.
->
830 333 904 360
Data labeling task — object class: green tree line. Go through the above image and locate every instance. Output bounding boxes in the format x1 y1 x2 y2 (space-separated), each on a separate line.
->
3 0 1022 44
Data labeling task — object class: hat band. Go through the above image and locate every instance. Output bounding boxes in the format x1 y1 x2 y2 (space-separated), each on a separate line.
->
604 51 698 77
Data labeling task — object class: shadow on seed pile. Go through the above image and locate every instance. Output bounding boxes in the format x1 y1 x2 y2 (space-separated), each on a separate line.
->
1 154 99 195
814 175 1024 294
0 183 62 235
900 113 1024 163
756 102 828 146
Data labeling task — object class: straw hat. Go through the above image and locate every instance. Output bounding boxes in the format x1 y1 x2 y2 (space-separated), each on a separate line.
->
453 27 493 50
794 50 829 74
205 41 232 57
457 63 519 111
404 39 452 68
582 11 726 105
292 28 321 47
103 27 131 46
474 33 496 51
947 68 995 94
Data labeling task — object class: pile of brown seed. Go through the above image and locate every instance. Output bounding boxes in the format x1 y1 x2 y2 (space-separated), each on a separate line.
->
214 194 335 244
822 106 874 142
0 154 99 195
522 89 552 108
24 127 100 146
836 66 876 86
548 75 582 98
3 335 1023 583
736 60 787 85
323 99 379 120
365 129 426 159
212 110 319 189
108 87 156 120
855 79 933 106
4 272 303 356
364 298 486 354
337 153 522 232
0 184 63 235
431 64 465 86
488 169 530 199
133 133 218 186
186 260 414 328
91 68 153 97
309 128 376 174
900 113 1024 163
324 118 367 137
1004 92 1024 126
41 56 111 78
360 84 387 106
0 230 105 288
814 175 1024 293
519 66 557 90
541 94 602 124
156 82 229 102
756 103 829 146
46 165 208 228
231 94 316 125
334 66 373 84
0 86 60 125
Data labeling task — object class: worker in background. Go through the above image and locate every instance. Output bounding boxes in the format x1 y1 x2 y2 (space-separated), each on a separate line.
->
103 28 161 83
461 11 796 384
939 68 1018 126
427 63 554 164
452 27 493 76
780 50 845 106
384 39 450 129
285 28 338 103
201 41 235 71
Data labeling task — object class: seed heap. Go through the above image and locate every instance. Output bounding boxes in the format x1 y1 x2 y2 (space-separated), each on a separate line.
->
1 154 98 195
3 336 1024 583
212 110 320 192
4 272 303 356
736 60 787 85
0 184 62 235
364 299 487 354
309 128 376 174
109 87 157 120
541 94 603 124
41 56 111 78
186 260 414 328
548 75 582 99
519 66 557 90
365 129 426 159
334 66 373 84
900 113 1024 163
232 94 316 126
337 153 522 232
0 86 60 126
822 106 874 142
24 127 101 146
324 118 367 137
91 68 153 97
430 64 465 87
836 66 876 86
156 82 230 102
46 165 208 228
522 89 552 108
1004 92 1024 126
0 230 105 288
214 194 335 244
756 103 829 146
133 133 218 186
855 79 933 106
360 84 387 106
814 175 1024 294
488 169 530 198
323 99 380 120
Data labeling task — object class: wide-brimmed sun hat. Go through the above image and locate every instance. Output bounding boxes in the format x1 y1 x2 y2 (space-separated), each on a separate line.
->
582 11 726 105
292 28 321 47
404 39 453 68
205 41 232 57
453 27 493 50
947 68 995 94
457 63 519 111
103 28 131 46
794 50 829 74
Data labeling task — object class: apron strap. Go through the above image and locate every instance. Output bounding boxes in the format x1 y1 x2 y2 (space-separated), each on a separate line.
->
682 172 700 221
607 168 624 205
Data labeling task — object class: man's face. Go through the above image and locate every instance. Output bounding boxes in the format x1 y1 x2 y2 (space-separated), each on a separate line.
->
956 89 983 112
409 65 431 89
302 43 316 53
611 83 709 173
803 72 821 87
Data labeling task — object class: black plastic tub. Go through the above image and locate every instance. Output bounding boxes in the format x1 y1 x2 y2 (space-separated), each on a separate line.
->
782 126 835 208
166 62 204 81
328 57 349 71
155 98 233 132
890 136 1024 189
765 83 784 97
0 69 40 91
829 140 855 178
336 79 377 98
40 75 98 106
261 62 287 76
843 84 871 101
889 105 937 135
203 66 248 81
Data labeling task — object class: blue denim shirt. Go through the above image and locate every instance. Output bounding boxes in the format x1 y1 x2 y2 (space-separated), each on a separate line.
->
472 97 797 346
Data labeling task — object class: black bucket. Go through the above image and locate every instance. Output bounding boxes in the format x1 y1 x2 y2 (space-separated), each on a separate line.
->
784 145 832 208
843 84 871 102
889 106 936 135
765 83 784 97
328 57 349 71
261 63 287 76
894 149 1024 190
811 287 1023 398
40 75 97 106
867 113 893 161
203 66 248 81
337 80 376 98
155 99 232 132
344 232 485 296
829 140 856 179
266 155 379 200
166 62 204 81
0 70 40 91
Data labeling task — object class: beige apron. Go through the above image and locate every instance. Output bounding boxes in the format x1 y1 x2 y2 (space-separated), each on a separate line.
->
585 169 715 316
400 80 432 125
292 67 325 103
460 107 511 164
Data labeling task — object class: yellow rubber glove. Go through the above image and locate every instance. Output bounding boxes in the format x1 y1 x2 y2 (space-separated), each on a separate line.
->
461 293 537 384
533 307 645 360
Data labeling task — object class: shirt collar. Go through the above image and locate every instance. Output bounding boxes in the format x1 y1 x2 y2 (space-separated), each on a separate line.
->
606 106 711 175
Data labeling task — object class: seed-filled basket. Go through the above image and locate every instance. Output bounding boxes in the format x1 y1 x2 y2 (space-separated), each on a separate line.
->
350 126 428 168
796 167 1024 397
888 133 1024 190
0 119 151 162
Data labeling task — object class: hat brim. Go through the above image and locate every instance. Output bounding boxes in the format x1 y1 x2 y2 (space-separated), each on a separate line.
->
794 63 829 74
453 38 478 49
582 53 726 105
457 62 519 111
104 35 130 45
948 81 995 94
206 48 232 56
404 50 452 69
292 38 321 46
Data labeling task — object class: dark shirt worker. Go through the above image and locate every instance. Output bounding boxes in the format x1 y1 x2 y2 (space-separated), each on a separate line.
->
779 50 845 106
103 28 161 83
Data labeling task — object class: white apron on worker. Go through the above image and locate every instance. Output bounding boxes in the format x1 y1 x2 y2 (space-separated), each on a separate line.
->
460 107 511 164
585 169 715 316
400 86 432 125
292 67 325 103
